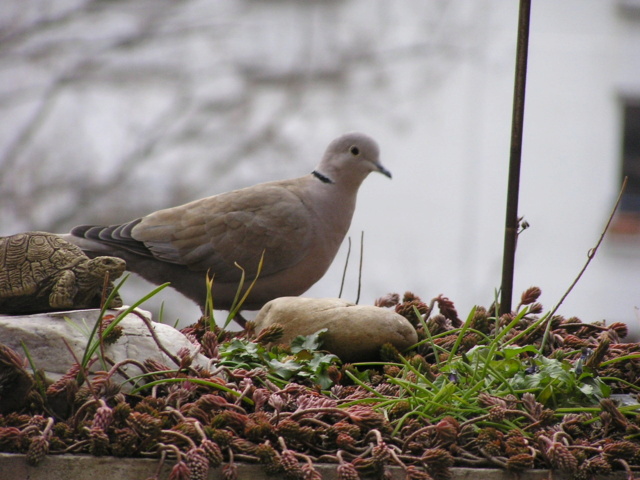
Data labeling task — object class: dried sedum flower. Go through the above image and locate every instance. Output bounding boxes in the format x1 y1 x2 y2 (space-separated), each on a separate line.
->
26 435 49 466
336 462 360 480
375 293 400 308
506 453 534 471
185 447 210 480
519 286 542 306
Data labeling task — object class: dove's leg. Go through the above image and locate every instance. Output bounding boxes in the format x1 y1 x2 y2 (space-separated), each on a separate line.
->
233 312 247 328
49 271 77 308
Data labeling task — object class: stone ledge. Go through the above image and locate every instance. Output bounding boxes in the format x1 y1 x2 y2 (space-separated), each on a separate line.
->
0 454 629 480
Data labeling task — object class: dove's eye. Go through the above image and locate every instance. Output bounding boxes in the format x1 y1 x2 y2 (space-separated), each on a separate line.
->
349 146 360 156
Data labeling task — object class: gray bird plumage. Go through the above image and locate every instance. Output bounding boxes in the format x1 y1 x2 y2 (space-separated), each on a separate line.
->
65 133 391 312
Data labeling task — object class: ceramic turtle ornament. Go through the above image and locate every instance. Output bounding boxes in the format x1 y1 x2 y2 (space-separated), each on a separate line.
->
0 232 126 314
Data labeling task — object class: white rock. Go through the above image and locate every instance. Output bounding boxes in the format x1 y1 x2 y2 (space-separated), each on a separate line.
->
0 307 209 387
254 297 418 362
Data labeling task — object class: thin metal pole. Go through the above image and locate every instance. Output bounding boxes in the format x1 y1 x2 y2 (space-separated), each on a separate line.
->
500 0 531 316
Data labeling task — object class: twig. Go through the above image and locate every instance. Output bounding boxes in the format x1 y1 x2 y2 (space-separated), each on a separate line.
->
132 309 181 367
539 177 628 352
338 236 352 299
356 231 364 305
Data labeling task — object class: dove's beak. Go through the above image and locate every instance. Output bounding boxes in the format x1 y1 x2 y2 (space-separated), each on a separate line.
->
375 164 392 179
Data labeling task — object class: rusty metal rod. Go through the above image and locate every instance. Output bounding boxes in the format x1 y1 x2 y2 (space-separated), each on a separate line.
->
500 0 532 316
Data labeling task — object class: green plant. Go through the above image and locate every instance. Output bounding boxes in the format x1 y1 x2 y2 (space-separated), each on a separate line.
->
204 251 265 332
219 329 339 389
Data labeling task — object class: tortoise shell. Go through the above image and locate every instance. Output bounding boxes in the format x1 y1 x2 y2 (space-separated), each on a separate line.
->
0 232 126 314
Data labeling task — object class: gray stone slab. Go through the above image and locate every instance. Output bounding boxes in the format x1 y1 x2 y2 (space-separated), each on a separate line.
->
0 454 630 480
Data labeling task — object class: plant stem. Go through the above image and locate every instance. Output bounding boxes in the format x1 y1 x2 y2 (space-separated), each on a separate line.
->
539 177 628 353
500 0 532 316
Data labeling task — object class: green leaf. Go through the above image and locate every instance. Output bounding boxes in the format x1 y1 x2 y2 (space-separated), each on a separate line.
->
290 329 328 353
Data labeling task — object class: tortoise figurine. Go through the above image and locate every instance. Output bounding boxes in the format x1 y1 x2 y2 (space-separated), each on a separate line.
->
0 231 126 314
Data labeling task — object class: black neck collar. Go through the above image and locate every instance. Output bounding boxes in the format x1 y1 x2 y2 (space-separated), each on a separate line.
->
311 170 334 184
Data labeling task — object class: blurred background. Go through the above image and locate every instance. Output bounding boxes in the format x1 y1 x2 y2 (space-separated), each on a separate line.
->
1 0 639 339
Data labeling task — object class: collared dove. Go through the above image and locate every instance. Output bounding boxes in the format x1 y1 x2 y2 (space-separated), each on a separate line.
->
65 132 391 314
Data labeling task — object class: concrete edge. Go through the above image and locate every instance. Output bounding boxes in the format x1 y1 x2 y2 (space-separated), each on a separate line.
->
0 453 630 480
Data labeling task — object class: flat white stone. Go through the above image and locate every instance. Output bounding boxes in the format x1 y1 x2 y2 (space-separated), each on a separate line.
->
0 307 208 386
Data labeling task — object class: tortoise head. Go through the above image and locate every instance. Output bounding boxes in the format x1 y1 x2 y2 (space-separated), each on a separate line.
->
86 256 127 280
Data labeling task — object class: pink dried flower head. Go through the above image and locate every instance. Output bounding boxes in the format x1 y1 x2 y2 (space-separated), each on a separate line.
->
372 441 391 466
298 426 315 444
519 286 542 306
222 462 238 480
196 393 232 411
200 331 219 358
26 434 49 466
379 343 401 362
181 405 210 424
255 442 282 474
421 448 454 469
101 324 124 345
388 400 411 421
608 322 628 339
232 438 258 454
0 344 27 369
528 302 544 314
301 463 323 480
46 374 79 399
562 334 590 348
280 449 304 478
425 315 451 336
434 417 459 445
255 324 285 344
295 393 336 411
603 440 639 460
176 348 193 369
476 427 504 447
547 442 578 473
335 433 356 449
329 421 361 440
402 292 421 303
89 427 110 456
521 393 544 419
580 455 612 476
584 336 610 370
211 410 249 432
92 404 114 431
375 293 400 308
395 298 429 327
110 427 138 457
168 460 191 480
346 406 387 430
504 435 529 456
599 398 629 430
244 412 274 442
126 411 162 438
200 439 223 468
435 295 461 326
404 465 434 480
186 447 210 480
275 419 301 440
468 306 491 333
477 393 506 409
210 428 233 448
252 388 271 412
27 415 47 429
142 359 172 373
336 462 360 480
488 406 507 422
506 453 534 471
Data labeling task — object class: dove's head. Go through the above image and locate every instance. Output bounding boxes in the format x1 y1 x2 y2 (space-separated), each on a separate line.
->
316 133 391 187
